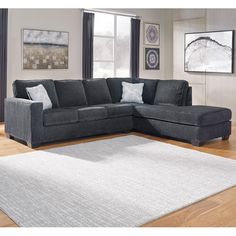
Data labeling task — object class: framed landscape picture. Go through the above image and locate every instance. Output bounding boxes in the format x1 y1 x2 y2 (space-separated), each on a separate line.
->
23 29 69 69
144 23 160 46
144 48 160 70
184 30 234 73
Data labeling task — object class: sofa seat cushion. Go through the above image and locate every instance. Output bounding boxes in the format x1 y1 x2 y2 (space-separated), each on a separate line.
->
83 79 112 105
43 108 78 127
134 105 232 127
54 80 87 108
77 106 107 122
154 80 189 106
13 79 60 108
96 103 134 118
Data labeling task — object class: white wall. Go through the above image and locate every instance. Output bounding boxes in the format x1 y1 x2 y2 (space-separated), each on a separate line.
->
173 18 206 105
7 8 173 97
205 9 236 122
7 9 83 96
172 9 236 122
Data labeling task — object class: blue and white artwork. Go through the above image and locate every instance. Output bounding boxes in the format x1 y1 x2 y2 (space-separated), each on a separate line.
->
144 23 160 46
145 48 159 70
185 30 234 73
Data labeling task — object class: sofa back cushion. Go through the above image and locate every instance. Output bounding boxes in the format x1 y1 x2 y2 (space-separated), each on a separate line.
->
83 78 112 105
186 87 192 106
132 78 158 104
13 79 59 108
54 80 87 108
106 77 132 103
154 80 189 106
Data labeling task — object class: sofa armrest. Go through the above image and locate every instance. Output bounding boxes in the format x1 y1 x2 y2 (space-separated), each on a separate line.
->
4 97 43 147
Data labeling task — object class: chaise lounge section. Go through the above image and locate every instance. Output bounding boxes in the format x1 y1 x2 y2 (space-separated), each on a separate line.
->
4 78 232 148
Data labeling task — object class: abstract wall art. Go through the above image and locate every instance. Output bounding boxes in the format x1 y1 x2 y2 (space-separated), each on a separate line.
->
185 30 234 73
144 23 160 46
144 48 159 70
23 29 69 69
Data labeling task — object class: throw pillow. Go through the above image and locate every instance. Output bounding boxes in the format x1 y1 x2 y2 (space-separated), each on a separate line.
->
120 82 144 104
26 84 52 110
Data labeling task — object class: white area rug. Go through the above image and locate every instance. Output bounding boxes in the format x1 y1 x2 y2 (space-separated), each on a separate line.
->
0 135 236 227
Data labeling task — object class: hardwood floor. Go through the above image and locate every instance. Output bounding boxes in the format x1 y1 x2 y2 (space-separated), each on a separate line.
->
0 123 236 227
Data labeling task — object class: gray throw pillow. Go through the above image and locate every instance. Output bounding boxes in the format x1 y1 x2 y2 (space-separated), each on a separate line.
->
121 82 144 104
13 79 59 108
26 84 52 110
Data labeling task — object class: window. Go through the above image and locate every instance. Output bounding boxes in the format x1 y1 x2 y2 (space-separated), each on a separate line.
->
93 12 131 78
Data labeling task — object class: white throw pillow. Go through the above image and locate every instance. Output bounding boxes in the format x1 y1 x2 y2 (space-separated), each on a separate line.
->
120 82 144 104
26 84 52 110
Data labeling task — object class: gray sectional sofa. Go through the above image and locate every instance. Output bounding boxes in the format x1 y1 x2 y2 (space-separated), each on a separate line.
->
5 78 232 148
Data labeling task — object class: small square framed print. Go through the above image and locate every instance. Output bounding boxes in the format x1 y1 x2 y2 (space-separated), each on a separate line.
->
144 48 160 70
144 23 160 46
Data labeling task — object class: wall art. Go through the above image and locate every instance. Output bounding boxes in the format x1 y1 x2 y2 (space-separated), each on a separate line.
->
185 30 234 73
145 48 159 70
144 23 160 46
23 29 69 69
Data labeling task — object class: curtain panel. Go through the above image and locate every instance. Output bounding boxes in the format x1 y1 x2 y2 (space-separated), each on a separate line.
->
82 12 94 79
130 18 140 78
0 9 8 122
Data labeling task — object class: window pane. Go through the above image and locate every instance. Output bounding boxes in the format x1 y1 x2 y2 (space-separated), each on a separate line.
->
94 37 114 61
94 62 114 78
116 16 131 77
94 12 114 36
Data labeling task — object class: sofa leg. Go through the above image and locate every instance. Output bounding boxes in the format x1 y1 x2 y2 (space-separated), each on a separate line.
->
222 135 230 141
191 139 203 146
5 133 14 140
27 142 41 148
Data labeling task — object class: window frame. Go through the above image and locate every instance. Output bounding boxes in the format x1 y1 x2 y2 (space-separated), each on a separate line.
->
93 13 130 78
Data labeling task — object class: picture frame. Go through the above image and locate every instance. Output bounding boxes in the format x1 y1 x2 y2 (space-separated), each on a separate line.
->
144 22 160 46
22 29 69 70
144 48 160 70
184 30 234 73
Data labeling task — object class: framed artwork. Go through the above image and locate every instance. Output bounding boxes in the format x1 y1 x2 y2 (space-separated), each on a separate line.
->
23 29 69 69
144 48 160 70
185 30 234 73
144 23 160 46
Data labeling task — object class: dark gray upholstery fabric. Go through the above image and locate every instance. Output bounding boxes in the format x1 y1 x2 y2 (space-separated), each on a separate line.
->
54 80 87 108
154 80 189 106
13 80 59 108
5 78 232 148
134 105 232 126
133 117 231 145
83 79 112 105
43 117 133 143
186 87 192 106
94 103 134 118
4 98 43 146
106 77 132 103
43 108 78 127
133 78 158 104
77 106 107 122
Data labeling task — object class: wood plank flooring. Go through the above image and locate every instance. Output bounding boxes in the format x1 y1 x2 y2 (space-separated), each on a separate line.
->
0 123 236 227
